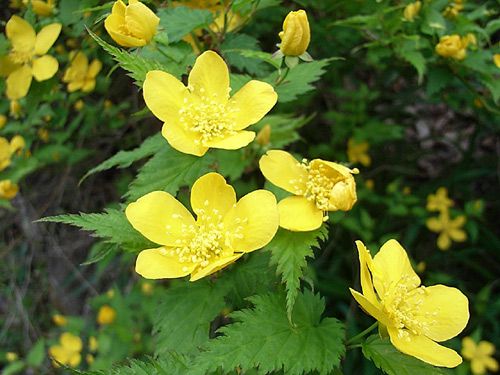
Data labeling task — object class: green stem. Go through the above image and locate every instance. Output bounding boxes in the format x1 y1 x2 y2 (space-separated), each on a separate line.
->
275 67 290 86
346 322 378 345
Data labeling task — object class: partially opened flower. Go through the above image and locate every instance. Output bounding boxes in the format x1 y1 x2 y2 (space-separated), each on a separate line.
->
143 51 278 156
0 135 25 171
435 34 467 60
0 15 61 99
350 239 469 367
126 172 279 281
278 10 310 57
259 150 358 231
0 180 19 200
49 332 82 367
28 0 56 16
403 1 422 22
62 51 102 92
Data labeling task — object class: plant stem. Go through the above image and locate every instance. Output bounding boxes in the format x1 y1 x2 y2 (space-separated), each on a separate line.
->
346 322 378 345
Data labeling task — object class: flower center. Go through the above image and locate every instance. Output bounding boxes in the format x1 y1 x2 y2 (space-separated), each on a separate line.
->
10 49 33 64
292 161 335 212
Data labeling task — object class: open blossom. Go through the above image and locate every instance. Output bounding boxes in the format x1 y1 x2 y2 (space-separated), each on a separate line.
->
462 337 499 374
48 332 82 367
435 34 467 60
126 173 279 281
259 150 358 231
0 16 61 99
279 10 310 57
63 51 102 93
104 0 160 47
426 211 467 250
0 180 19 200
350 239 469 367
143 51 278 156
347 138 371 167
426 187 453 212
0 135 25 171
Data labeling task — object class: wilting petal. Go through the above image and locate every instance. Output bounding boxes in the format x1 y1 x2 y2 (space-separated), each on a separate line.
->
204 131 255 150
143 70 189 122
161 121 208 157
188 51 229 103
34 23 61 55
406 285 469 342
6 15 36 53
190 172 236 218
32 55 59 81
190 254 243 281
126 191 195 246
259 150 307 194
350 288 391 327
229 80 277 130
278 196 323 231
355 241 379 306
125 2 159 42
388 327 463 368
224 190 279 253
136 247 195 279
6 65 32 100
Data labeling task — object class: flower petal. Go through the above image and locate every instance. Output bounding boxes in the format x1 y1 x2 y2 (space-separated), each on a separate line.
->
189 254 243 281
87 59 102 78
461 337 477 359
135 247 195 279
106 26 147 47
355 240 379 306
0 56 20 77
81 79 96 93
388 327 463 367
426 217 443 232
6 15 36 53
407 285 469 342
278 196 323 231
126 191 195 246
32 55 59 81
223 190 279 252
188 51 229 103
60 333 82 352
350 288 392 327
371 239 420 298
229 80 277 130
478 341 496 356
6 65 32 100
161 121 208 156
204 130 255 150
125 2 159 42
438 233 451 250
449 228 466 242
190 172 236 218
143 70 189 122
259 150 307 194
34 23 61 55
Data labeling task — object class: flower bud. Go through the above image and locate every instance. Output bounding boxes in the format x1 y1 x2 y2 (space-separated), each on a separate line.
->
330 177 357 211
279 10 310 57
494 54 500 69
403 1 421 22
255 124 271 146
0 180 19 200
435 35 467 60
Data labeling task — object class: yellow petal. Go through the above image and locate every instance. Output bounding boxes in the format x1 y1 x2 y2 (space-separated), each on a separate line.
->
223 190 279 252
461 337 477 359
189 253 243 281
34 23 61 55
161 121 208 156
32 55 58 81
6 65 32 100
471 359 486 374
190 172 236 218
478 341 496 356
0 56 20 77
81 79 96 93
449 228 466 242
484 356 499 371
67 81 83 92
349 288 391 327
6 15 36 53
68 353 81 367
388 327 463 367
87 59 102 78
107 26 147 47
143 70 189 122
135 247 195 279
355 240 379 306
204 130 255 150
259 150 307 194
60 333 82 352
437 233 451 250
125 2 159 42
371 239 420 298
126 191 195 246
229 80 278 130
49 345 69 365
188 51 229 103
426 216 443 232
277 195 323 231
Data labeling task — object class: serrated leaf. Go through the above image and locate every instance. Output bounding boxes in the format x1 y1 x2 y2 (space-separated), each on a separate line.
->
81 242 117 265
266 227 328 320
400 50 426 83
154 280 228 356
211 149 251 181
81 134 164 182
362 335 452 375
191 290 345 375
221 34 271 74
158 7 213 43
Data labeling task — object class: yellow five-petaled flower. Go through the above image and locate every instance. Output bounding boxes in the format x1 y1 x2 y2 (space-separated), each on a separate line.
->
426 210 467 250
143 51 278 156
63 51 102 93
350 239 469 367
0 15 61 99
48 332 82 368
126 172 279 281
462 337 499 375
259 150 358 231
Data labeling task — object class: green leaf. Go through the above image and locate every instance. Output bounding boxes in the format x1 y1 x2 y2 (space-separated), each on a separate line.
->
192 290 345 375
154 280 228 356
254 114 313 149
157 7 213 43
81 134 164 182
221 34 271 74
126 145 214 201
1 361 25 375
362 335 451 375
211 149 251 181
81 242 118 265
266 226 328 320
401 50 426 83
26 339 45 367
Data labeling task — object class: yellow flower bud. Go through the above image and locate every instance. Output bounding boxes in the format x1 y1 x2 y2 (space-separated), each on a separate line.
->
255 124 271 146
0 180 19 200
494 54 500 69
30 0 55 17
10 135 25 154
52 313 67 326
6 352 18 362
74 100 85 111
10 100 21 118
462 33 476 47
86 354 94 364
141 282 153 295
435 35 467 60
403 1 421 22
97 305 116 325
104 99 113 109
279 10 310 57
329 177 357 211
0 115 7 129
104 0 160 48
88 336 98 352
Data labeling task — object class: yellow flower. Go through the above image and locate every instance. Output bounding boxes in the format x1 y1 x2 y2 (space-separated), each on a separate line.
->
0 115 7 129
97 305 116 325
106 289 115 298
63 51 102 93
74 99 85 111
426 187 453 212
6 352 18 362
435 35 467 60
86 354 94 364
48 332 82 367
347 138 371 167
104 0 160 48
10 100 22 118
255 124 271 146
426 211 467 250
259 150 358 231
143 51 277 156
141 281 153 295
494 54 500 69
403 1 422 22
88 336 98 352
350 239 469 367
443 0 464 18
279 10 310 57
26 0 56 16
463 33 477 47
126 172 279 281
0 135 25 171
0 16 61 99
0 180 19 200
52 313 67 326
462 337 499 375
